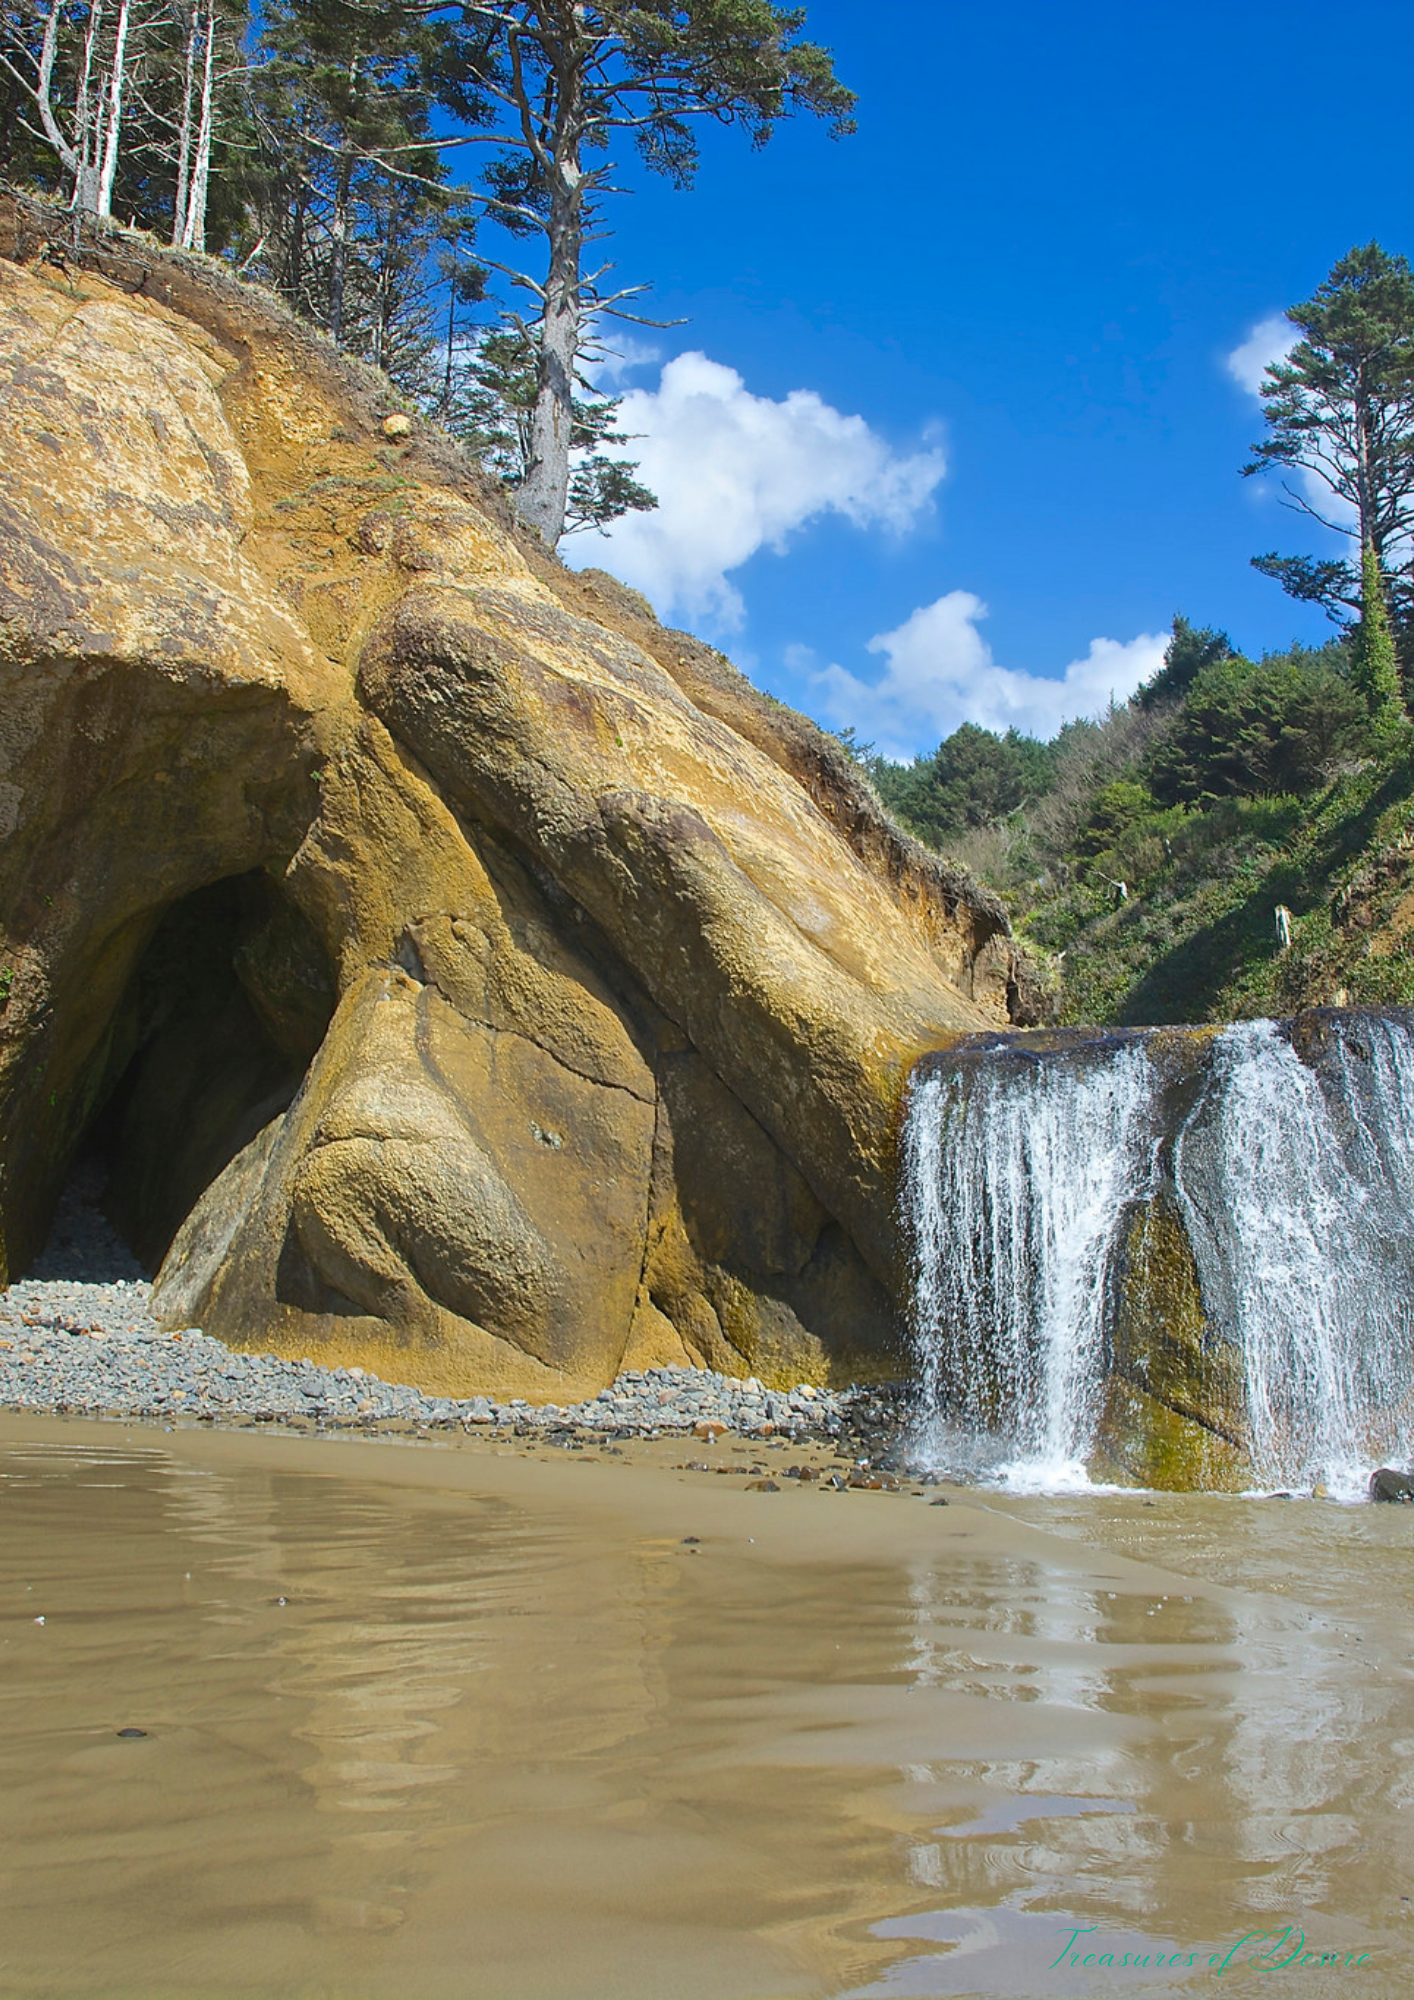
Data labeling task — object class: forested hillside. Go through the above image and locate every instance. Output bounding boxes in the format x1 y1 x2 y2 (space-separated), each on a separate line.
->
859 619 1414 1025
855 242 1414 1028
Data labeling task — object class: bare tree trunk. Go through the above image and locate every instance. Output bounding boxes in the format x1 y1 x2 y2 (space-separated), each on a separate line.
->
95 0 133 218
284 188 307 306
171 0 199 243
370 207 389 370
498 4 589 548
515 162 582 545
71 0 106 212
328 149 354 346
181 0 216 252
31 2 83 193
443 250 457 409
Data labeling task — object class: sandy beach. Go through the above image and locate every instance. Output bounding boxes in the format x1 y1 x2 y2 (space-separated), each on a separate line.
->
0 1411 1409 1999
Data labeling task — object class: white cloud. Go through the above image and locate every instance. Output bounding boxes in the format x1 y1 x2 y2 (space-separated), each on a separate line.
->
1226 314 1292 397
561 351 945 625
813 593 1167 758
584 332 662 388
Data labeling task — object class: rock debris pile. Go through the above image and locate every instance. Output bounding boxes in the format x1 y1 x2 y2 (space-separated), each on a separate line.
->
0 1274 895 1447
0 1177 913 1455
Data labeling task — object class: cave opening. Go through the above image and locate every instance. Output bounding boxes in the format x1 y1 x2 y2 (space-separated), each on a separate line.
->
31 873 335 1280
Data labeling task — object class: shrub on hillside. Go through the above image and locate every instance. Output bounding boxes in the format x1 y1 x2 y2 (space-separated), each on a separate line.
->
1144 654 1369 805
874 723 1054 845
1072 779 1161 858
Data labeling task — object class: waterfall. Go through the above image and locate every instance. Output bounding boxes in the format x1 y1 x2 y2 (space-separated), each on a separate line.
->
902 1036 1159 1489
1176 1018 1414 1497
903 1012 1414 1496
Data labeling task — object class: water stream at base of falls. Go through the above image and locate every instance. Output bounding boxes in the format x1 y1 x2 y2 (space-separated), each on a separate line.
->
901 1011 1414 1498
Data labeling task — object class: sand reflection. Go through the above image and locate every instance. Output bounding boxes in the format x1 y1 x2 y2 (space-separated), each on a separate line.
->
0 1423 1409 1998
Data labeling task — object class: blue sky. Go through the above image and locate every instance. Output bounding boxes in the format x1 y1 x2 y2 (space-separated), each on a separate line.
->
495 2 1414 758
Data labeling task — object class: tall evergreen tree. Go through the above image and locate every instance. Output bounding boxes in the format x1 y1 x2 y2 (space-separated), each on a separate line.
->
1244 243 1414 633
240 0 483 369
1134 616 1234 708
451 2 854 546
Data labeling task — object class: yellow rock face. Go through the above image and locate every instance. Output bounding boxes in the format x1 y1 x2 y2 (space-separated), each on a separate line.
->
0 198 1032 1393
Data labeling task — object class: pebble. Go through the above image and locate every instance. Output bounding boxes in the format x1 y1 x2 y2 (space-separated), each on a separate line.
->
0 1176 919 1457
0 1280 855 1441
0 1275 866 1442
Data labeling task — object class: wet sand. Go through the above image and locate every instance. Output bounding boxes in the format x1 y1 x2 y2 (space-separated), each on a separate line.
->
0 1414 1410 1998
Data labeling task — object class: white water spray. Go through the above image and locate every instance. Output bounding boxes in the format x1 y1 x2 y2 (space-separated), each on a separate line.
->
1176 1019 1414 1497
902 1038 1158 1488
903 1014 1414 1495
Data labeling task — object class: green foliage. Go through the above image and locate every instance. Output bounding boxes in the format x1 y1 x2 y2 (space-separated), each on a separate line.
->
873 723 1054 847
445 2 854 541
1134 615 1233 709
1032 727 1414 1027
1244 242 1414 631
1071 780 1159 858
861 612 1414 1028
567 454 658 536
1144 649 1368 806
3 0 256 248
831 725 876 763
440 323 656 533
1350 540 1406 732
238 0 484 373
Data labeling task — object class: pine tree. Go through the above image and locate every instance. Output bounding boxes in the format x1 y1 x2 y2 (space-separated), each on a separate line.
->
1245 244 1414 630
1134 616 1234 708
238 0 482 372
454 2 854 546
442 322 655 534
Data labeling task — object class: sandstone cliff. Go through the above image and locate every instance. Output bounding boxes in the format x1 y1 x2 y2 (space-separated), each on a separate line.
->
0 195 1036 1396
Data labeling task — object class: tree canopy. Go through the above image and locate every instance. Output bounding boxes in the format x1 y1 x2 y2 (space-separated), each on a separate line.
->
869 723 1054 847
1244 243 1414 689
1134 615 1234 709
452 2 855 543
1143 653 1368 806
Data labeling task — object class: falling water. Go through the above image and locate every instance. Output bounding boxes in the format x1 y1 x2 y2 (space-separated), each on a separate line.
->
903 1012 1414 1496
902 1036 1158 1489
1176 1017 1414 1497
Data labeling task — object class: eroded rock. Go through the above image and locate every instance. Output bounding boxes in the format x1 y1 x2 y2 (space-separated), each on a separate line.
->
0 195 1033 1394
